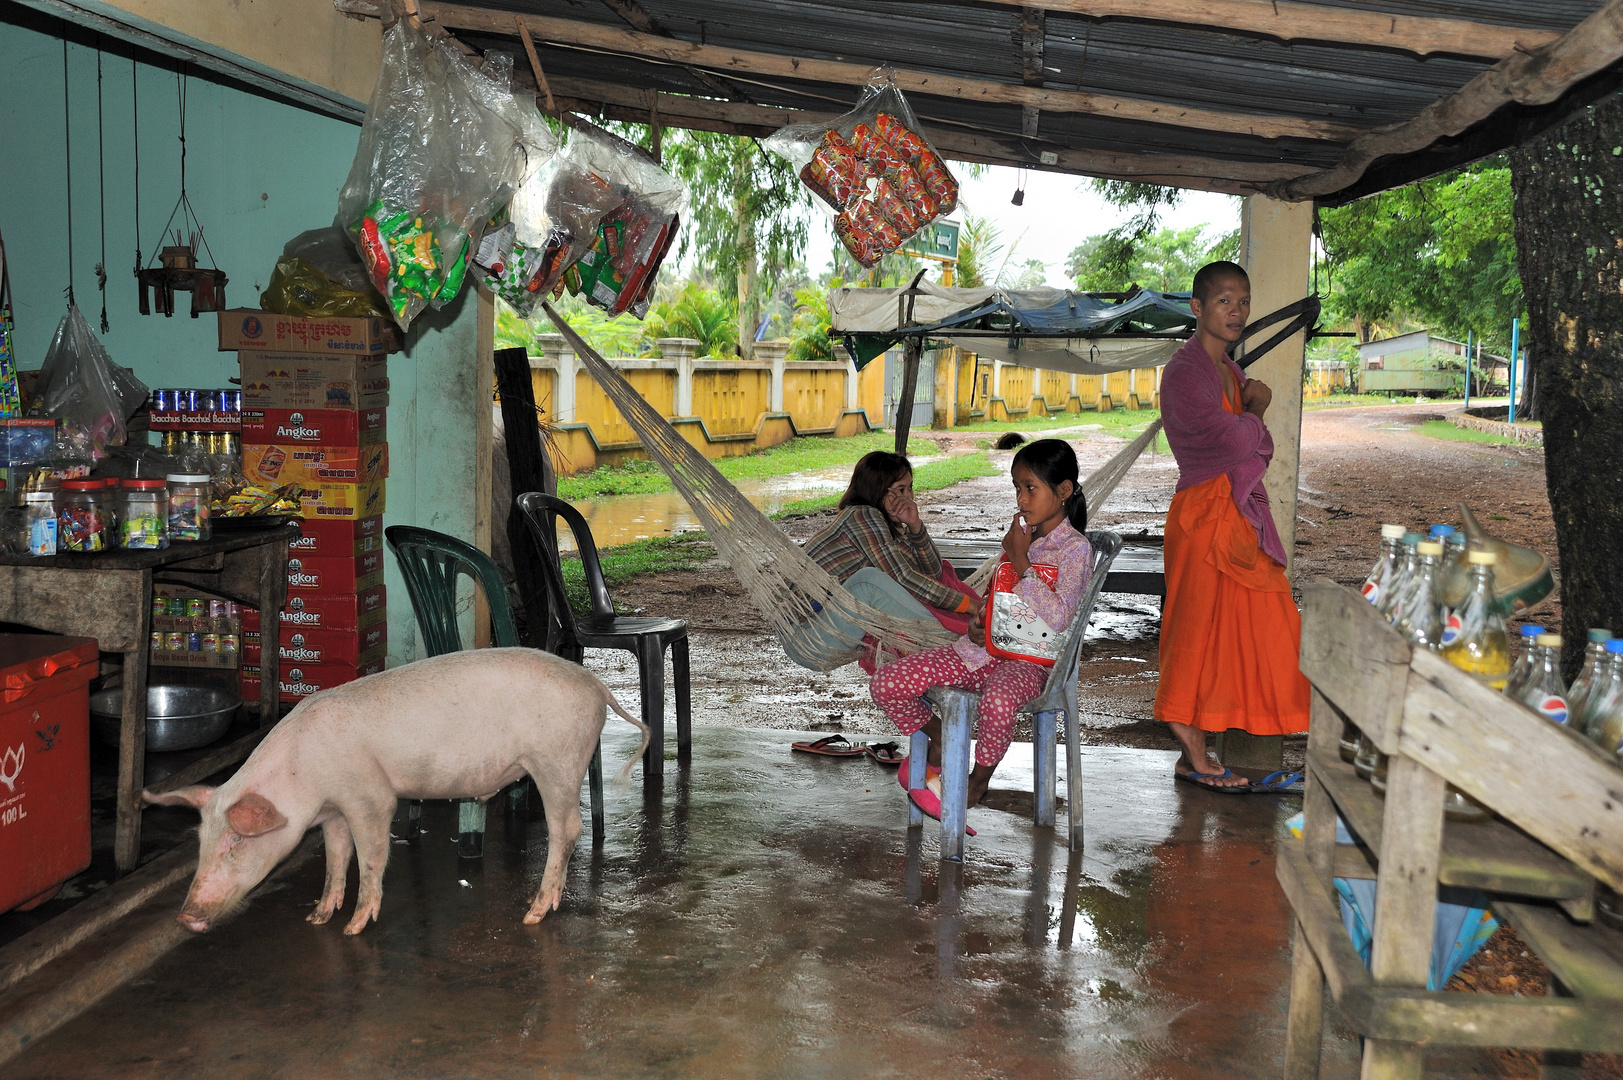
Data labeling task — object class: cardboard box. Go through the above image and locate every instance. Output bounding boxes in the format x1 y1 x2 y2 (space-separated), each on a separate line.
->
242 584 387 632
288 515 383 558
242 408 386 447
286 551 386 594
219 309 401 355
242 623 387 667
243 442 388 487
240 658 386 703
0 418 58 460
297 478 387 519
239 352 390 410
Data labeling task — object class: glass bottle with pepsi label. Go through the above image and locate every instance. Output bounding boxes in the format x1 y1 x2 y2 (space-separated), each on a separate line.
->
1514 633 1569 726
1378 532 1423 623
1503 624 1546 701
1567 629 1612 737
1361 524 1406 608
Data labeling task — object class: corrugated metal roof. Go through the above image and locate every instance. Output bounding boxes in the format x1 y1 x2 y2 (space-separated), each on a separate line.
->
429 0 1622 198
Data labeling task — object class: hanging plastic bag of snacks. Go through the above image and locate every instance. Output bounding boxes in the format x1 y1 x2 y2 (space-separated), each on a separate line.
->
474 123 686 321
29 304 148 462
337 19 557 330
764 68 959 268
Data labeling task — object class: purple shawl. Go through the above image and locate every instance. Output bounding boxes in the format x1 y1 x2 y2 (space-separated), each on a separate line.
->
1159 337 1286 566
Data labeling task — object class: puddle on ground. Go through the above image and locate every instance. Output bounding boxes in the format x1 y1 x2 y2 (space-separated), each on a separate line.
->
1086 596 1162 643
563 456 947 550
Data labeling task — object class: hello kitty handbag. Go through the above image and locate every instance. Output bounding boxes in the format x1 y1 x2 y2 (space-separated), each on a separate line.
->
984 560 1061 666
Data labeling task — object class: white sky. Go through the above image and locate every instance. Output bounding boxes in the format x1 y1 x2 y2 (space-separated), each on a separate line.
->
802 164 1242 287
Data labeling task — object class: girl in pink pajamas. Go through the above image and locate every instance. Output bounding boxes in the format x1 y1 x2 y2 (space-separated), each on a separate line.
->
870 439 1093 819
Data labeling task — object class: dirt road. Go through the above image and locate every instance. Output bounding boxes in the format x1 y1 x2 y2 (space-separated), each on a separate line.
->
600 403 1555 755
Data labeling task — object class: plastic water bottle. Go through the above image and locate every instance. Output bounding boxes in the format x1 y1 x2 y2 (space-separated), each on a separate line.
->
1393 541 1445 649
1567 629 1612 734
1379 532 1423 623
1503 624 1547 701
1360 524 1406 608
1440 550 1512 691
1582 640 1623 754
1516 633 1569 725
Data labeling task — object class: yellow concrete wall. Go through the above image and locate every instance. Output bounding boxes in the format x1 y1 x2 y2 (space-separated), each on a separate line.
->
1304 366 1350 398
858 361 886 425
783 364 847 432
956 352 985 421
694 366 771 436
577 367 678 447
1040 370 1071 411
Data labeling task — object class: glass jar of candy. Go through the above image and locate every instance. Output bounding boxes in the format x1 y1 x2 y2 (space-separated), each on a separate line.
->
166 473 212 542
57 479 108 552
120 478 169 550
23 491 57 555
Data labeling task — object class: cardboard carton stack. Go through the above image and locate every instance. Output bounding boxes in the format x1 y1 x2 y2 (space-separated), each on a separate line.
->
222 310 396 703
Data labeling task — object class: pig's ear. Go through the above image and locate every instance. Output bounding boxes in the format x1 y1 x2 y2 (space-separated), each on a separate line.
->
225 793 289 838
143 785 216 810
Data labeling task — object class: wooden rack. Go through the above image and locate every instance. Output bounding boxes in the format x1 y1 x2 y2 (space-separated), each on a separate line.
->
1281 582 1623 1079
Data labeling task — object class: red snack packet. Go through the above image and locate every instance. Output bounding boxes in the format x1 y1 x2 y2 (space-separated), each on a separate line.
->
886 161 937 220
915 149 959 216
802 131 864 209
852 122 905 178
873 176 919 234
876 112 929 161
834 211 878 267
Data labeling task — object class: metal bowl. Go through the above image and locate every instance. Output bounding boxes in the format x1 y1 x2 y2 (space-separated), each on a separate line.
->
90 685 241 752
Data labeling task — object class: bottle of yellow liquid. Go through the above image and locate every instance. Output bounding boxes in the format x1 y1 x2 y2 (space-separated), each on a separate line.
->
1440 550 1511 690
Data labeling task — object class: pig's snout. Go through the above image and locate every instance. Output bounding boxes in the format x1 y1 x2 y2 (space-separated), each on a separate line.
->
176 910 211 933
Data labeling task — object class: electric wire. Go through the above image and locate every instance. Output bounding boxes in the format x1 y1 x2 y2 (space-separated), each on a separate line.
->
96 38 109 333
62 38 75 308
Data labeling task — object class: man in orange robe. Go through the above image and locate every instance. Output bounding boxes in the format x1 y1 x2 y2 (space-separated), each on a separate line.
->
1153 262 1310 790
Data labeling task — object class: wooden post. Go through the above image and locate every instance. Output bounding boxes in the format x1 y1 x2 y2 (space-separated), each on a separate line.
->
474 285 495 648
895 336 922 454
1239 195 1313 574
494 346 556 649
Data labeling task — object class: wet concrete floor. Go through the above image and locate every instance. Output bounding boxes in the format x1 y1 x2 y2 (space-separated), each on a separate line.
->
9 724 1363 1080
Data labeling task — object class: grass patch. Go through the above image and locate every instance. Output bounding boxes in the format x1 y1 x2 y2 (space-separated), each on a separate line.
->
1415 420 1529 447
559 533 713 614
774 451 1000 519
557 430 943 500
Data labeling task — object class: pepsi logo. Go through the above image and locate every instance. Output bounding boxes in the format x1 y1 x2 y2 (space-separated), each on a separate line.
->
1440 611 1463 646
1536 696 1569 724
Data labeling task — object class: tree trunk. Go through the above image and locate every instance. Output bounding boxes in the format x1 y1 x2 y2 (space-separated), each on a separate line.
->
734 154 758 362
1508 93 1623 680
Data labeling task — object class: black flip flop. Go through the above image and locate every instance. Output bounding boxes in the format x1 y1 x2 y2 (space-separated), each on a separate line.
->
791 734 866 758
1174 768 1251 794
866 741 906 766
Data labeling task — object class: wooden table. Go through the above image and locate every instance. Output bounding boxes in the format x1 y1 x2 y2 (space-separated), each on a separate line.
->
0 525 295 873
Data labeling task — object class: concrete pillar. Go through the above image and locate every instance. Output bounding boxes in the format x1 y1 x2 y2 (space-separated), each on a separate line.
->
932 347 958 429
755 341 789 412
659 337 701 417
844 357 861 410
535 332 577 423
991 359 1004 399
1239 195 1313 575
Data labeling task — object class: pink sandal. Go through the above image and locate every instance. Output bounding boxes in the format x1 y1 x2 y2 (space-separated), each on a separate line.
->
907 786 976 836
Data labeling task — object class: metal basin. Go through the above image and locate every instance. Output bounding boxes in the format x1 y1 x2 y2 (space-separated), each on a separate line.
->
90 685 240 752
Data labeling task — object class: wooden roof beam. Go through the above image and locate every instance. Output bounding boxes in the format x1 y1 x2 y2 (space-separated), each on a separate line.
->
975 0 1560 60
1271 0 1623 200
595 0 745 103
541 74 1316 193
1020 7 1045 138
335 0 1363 143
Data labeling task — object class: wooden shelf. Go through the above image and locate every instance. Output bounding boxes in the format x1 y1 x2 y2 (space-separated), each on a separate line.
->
1308 749 1593 906
1494 901 1623 1003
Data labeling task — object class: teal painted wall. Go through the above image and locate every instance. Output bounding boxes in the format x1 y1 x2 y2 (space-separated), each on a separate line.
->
0 13 483 668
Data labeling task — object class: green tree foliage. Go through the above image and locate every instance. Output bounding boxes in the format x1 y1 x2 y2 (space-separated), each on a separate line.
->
1080 180 1188 283
1067 225 1233 293
644 282 739 359
1319 160 1522 351
660 130 810 357
787 278 840 362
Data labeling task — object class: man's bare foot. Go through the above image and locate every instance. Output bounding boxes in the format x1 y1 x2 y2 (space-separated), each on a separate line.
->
965 763 995 808
1167 721 1249 788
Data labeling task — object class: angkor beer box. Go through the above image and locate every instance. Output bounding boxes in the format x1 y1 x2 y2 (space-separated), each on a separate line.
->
286 551 386 594
239 352 389 410
240 658 386 703
242 441 389 487
298 478 387 519
241 407 386 447
241 584 387 632
219 309 401 355
242 623 387 667
288 515 383 558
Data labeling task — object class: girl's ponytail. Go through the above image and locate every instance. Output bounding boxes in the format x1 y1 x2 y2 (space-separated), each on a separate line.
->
1063 486 1089 534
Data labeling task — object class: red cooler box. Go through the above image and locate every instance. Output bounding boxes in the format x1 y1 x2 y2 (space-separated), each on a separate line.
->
0 634 99 913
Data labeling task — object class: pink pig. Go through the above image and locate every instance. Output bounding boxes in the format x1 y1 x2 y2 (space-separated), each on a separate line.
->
144 648 647 936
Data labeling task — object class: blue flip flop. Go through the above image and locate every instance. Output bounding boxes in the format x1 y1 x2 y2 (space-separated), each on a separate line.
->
1174 768 1250 794
1251 770 1305 794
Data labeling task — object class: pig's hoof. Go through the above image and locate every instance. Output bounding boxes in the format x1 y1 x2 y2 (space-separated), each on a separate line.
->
523 909 545 926
176 912 210 933
342 900 380 935
307 907 334 926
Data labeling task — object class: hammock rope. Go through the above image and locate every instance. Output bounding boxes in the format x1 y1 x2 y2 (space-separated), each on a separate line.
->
540 303 1162 671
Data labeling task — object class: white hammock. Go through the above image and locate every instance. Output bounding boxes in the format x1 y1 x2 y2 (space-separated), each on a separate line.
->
541 302 1160 671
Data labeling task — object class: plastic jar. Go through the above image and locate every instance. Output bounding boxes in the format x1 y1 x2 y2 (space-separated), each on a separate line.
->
121 479 169 550
58 479 108 552
166 473 212 542
24 491 58 555
101 477 122 545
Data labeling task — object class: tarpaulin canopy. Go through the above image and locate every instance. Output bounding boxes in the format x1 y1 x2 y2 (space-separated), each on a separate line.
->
828 281 1195 373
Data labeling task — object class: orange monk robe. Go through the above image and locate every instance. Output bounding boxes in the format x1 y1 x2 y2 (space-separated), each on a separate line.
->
1153 351 1310 736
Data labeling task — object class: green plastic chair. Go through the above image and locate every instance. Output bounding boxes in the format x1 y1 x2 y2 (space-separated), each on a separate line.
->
385 525 606 854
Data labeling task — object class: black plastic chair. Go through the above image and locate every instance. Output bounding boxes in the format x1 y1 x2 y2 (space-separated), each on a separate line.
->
516 491 691 775
385 525 606 849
